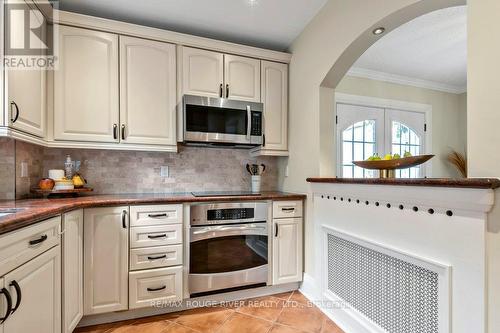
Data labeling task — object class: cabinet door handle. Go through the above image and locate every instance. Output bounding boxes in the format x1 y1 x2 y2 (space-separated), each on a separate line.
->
113 124 118 140
148 213 167 218
0 288 12 324
121 124 126 140
275 224 279 237
219 83 223 98
10 101 19 123
121 210 127 229
147 254 167 260
282 207 295 212
262 134 266 147
147 285 166 292
148 234 167 239
226 84 229 98
9 280 21 314
29 234 47 246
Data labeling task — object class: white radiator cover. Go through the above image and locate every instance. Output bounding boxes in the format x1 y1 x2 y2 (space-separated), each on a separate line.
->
324 229 450 333
308 182 493 333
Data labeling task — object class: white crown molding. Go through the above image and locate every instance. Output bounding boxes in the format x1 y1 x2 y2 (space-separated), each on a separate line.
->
347 67 467 94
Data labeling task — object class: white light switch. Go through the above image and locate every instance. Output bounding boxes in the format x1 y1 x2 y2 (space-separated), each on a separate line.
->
20 161 28 178
160 166 169 177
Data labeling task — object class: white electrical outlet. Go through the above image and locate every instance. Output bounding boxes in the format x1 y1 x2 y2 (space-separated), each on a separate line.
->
20 162 28 178
160 166 169 177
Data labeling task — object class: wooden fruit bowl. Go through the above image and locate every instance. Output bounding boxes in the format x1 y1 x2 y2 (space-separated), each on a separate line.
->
353 155 434 178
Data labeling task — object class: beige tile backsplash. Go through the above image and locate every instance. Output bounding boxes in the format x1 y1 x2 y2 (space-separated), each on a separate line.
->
3 141 280 199
0 138 15 200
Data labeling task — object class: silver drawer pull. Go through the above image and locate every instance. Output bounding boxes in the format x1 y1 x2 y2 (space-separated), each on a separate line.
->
147 286 166 292
148 213 168 218
147 234 167 239
147 255 167 260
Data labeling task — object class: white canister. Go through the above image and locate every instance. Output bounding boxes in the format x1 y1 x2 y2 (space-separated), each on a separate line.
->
48 169 65 180
251 175 261 193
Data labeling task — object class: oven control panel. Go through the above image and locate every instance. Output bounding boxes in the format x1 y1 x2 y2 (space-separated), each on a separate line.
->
190 202 268 226
207 208 255 221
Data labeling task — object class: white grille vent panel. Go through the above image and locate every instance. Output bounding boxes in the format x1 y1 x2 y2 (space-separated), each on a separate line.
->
327 234 439 333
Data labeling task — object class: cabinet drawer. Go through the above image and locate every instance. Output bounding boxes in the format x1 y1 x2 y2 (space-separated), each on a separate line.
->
130 245 183 271
273 201 303 219
0 216 61 277
130 204 183 227
129 266 182 309
130 225 182 248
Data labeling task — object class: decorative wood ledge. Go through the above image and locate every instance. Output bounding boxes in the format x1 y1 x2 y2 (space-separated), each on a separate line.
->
306 178 500 189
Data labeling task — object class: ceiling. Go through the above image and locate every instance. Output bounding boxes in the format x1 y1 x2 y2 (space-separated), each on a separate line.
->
350 6 467 93
58 0 327 51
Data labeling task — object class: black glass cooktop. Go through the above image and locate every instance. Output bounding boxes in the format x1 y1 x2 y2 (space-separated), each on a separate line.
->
191 191 262 197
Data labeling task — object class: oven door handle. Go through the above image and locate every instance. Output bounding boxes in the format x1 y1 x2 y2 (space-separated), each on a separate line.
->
191 224 267 241
193 225 266 234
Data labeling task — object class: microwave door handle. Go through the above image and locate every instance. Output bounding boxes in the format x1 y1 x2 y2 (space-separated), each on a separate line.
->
246 105 251 140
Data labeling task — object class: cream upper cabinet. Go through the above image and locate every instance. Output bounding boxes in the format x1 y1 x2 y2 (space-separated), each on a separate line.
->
261 61 288 152
272 217 303 285
54 25 119 143
3 246 61 333
62 210 83 333
224 55 260 102
181 47 224 98
119 36 177 146
6 1 46 137
84 207 129 315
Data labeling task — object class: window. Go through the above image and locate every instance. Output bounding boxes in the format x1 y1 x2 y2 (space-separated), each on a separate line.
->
337 102 427 178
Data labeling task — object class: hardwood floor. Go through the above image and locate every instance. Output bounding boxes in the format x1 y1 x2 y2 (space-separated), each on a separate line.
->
75 290 344 333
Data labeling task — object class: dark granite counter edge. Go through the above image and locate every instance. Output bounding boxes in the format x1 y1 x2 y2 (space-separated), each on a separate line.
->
0 192 306 235
306 177 500 189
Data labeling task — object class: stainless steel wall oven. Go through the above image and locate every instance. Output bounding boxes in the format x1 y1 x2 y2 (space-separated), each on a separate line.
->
189 202 268 296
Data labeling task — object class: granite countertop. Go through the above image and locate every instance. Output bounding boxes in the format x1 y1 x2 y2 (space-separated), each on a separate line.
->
306 177 500 189
0 192 306 235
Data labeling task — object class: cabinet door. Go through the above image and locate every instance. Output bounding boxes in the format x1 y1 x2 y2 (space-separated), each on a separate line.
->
119 36 177 146
224 55 260 102
272 218 302 285
3 246 61 333
54 25 119 143
181 47 223 98
261 61 288 152
84 207 129 315
6 1 46 137
62 210 83 333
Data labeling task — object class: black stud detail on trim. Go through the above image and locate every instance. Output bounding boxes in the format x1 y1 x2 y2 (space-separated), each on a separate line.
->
387 203 391 208
356 199 360 204
446 210 453 217
375 202 380 206
428 208 435 214
348 198 351 202
340 197 344 201
413 206 419 212
365 201 369 205
399 205 404 210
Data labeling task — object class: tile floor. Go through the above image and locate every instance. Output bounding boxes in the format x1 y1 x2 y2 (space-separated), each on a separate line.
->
75 290 344 333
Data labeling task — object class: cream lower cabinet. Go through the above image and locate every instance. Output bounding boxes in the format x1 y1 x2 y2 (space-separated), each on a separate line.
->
252 61 288 156
84 207 129 315
5 0 46 138
3 246 61 333
62 210 83 333
119 36 177 146
272 200 303 285
54 25 119 143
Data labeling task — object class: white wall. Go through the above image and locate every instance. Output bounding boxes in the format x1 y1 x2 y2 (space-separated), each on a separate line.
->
283 0 458 278
334 76 467 178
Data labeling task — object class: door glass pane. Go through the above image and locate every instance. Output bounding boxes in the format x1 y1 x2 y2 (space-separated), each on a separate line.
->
391 121 422 178
341 120 377 178
190 234 268 274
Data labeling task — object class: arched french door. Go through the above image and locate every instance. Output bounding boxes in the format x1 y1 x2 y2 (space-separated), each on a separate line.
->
337 103 427 178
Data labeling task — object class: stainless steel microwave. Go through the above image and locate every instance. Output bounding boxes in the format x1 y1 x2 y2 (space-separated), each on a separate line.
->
183 95 263 147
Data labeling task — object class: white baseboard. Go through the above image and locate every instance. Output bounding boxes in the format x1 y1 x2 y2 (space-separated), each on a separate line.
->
78 282 299 328
299 273 372 333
